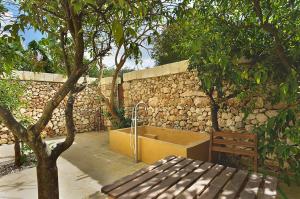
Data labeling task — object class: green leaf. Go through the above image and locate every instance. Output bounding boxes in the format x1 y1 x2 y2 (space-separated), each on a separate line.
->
254 71 261 84
112 20 124 46
3 25 12 32
147 36 151 45
241 70 248 79
72 1 82 13
126 27 137 37
86 0 96 5
280 83 288 96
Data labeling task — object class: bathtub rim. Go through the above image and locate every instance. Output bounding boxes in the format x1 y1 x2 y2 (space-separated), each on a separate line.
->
109 125 210 149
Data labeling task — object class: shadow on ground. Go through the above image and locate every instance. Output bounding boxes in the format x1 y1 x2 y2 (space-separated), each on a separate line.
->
1 132 299 198
60 131 146 186
0 132 145 199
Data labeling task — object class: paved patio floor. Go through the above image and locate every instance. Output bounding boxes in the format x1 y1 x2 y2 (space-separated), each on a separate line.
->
0 132 146 199
0 132 299 199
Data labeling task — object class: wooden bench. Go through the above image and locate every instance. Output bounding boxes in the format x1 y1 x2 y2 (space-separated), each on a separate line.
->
209 131 258 172
101 156 277 199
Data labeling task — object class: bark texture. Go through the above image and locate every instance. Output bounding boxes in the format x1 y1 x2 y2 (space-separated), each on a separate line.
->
210 99 220 132
207 89 220 132
0 1 114 198
36 157 59 199
14 135 21 167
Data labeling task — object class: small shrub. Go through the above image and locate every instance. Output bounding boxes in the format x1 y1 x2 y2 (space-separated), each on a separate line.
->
255 108 300 185
103 108 131 129
20 143 36 165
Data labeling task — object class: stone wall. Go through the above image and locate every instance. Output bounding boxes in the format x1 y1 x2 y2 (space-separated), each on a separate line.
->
123 60 280 133
0 71 117 145
0 61 283 145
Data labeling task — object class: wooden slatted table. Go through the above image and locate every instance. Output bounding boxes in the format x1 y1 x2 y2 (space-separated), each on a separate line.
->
101 156 277 199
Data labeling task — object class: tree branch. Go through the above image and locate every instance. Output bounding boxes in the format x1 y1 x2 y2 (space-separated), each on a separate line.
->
32 0 87 137
32 67 86 135
40 7 65 20
0 106 29 144
86 34 112 67
51 91 76 160
60 30 72 76
217 91 239 104
98 89 120 122
251 0 292 73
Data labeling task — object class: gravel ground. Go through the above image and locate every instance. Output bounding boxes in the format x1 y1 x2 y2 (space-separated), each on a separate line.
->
0 155 36 177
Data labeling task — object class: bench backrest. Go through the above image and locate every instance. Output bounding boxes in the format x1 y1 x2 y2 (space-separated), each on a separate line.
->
209 131 258 171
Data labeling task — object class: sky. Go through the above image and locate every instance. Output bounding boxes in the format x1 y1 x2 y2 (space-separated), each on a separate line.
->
2 2 156 70
102 45 156 70
24 27 156 70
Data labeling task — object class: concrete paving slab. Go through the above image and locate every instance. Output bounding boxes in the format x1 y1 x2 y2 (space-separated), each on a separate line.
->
1 132 299 199
0 132 146 199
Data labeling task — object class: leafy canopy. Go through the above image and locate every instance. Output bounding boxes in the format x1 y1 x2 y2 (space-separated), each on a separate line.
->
151 23 188 65
0 1 25 111
171 0 300 183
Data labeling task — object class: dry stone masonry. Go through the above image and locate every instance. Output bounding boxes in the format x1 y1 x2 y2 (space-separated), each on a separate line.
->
0 61 283 145
123 60 280 133
0 71 115 145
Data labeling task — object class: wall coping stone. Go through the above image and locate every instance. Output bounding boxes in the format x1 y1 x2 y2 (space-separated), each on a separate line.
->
11 70 120 85
123 60 188 82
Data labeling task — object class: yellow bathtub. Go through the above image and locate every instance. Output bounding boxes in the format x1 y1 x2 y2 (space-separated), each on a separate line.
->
109 126 210 164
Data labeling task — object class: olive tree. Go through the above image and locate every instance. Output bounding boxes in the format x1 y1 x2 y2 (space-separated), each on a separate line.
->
0 0 170 198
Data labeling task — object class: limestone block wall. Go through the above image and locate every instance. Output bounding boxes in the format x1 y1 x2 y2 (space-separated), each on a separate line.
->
123 60 280 133
0 71 116 145
0 61 283 144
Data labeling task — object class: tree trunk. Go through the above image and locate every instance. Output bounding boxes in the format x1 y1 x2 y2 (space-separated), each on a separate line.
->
109 71 118 109
109 104 121 123
36 157 59 199
98 65 122 124
14 135 21 167
99 91 121 124
210 99 220 132
109 67 122 122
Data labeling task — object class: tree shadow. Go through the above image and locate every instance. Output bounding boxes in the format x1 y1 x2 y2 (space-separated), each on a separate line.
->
0 181 35 192
60 132 145 187
87 191 106 199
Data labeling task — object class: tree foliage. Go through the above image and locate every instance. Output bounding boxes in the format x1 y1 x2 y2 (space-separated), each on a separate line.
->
0 1 172 198
95 0 172 123
0 78 24 111
256 108 300 184
15 40 56 73
170 0 300 183
88 65 134 78
151 23 188 65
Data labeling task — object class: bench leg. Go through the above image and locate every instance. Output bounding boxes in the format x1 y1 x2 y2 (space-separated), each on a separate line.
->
254 156 258 172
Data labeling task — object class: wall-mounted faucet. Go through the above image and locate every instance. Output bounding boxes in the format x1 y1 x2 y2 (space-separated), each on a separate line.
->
130 101 147 163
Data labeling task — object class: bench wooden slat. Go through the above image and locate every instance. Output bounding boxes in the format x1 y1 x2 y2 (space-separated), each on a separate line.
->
212 146 256 157
118 159 195 199
101 156 278 199
217 170 249 199
258 176 278 199
157 162 213 199
214 131 256 139
101 155 175 193
213 139 255 148
108 157 184 198
210 131 258 172
197 167 236 199
176 164 224 199
138 160 203 199
239 173 263 199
